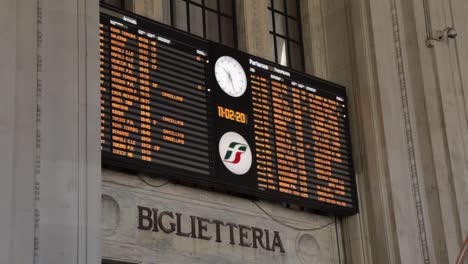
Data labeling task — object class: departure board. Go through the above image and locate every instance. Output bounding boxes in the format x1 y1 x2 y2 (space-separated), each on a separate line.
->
100 4 358 216
247 58 354 209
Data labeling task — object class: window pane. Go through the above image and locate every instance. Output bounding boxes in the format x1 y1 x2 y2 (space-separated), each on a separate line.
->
269 0 303 70
276 36 288 66
174 0 188 31
220 16 234 47
102 0 124 9
205 0 217 10
290 42 303 70
189 4 204 37
271 36 276 60
286 0 298 17
273 0 284 12
102 259 138 264
205 11 219 42
268 10 273 31
169 0 237 47
288 18 300 41
274 13 286 36
161 0 172 25
219 0 233 15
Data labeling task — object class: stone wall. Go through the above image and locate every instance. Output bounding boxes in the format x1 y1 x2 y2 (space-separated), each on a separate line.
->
0 0 101 263
102 170 341 264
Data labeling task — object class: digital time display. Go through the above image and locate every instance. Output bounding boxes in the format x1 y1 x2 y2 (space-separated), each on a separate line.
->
100 4 358 216
217 106 248 124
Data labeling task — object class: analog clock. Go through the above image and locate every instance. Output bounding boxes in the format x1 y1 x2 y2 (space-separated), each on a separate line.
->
214 56 247 97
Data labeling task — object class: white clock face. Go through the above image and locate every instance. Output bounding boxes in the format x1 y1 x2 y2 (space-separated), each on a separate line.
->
214 56 247 97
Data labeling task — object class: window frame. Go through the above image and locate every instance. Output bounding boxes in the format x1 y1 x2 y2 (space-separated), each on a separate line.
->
102 259 139 264
269 0 305 71
170 0 238 48
99 0 127 10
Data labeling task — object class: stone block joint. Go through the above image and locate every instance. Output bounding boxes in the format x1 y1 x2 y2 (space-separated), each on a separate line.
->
389 0 430 262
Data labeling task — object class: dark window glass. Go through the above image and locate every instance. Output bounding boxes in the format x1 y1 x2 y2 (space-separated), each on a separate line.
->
102 259 138 264
189 4 204 36
286 0 297 17
268 12 273 31
290 42 303 70
274 13 286 36
170 0 237 48
205 0 217 10
100 0 125 9
205 11 220 42
273 0 284 12
219 0 233 15
173 0 188 31
220 16 234 46
269 0 304 71
288 18 300 41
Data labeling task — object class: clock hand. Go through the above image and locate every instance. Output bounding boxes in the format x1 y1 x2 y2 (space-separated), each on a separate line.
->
223 67 236 91
223 67 231 78
229 75 236 92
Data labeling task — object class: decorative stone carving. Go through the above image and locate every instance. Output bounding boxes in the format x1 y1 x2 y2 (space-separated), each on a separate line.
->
296 233 321 264
102 194 120 237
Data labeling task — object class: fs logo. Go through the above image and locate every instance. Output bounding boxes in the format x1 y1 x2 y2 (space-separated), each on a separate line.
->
223 142 248 164
218 132 252 175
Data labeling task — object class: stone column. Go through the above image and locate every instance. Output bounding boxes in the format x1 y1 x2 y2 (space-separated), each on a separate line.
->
36 0 101 263
342 0 468 262
451 0 468 119
236 0 273 60
0 0 38 263
410 0 468 261
343 0 432 262
1 0 101 263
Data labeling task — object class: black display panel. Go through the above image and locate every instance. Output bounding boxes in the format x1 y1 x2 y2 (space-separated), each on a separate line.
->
100 4 358 216
100 6 213 179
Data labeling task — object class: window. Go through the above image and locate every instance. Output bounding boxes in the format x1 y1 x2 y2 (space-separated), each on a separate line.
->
170 0 237 47
100 0 126 9
268 0 304 71
102 259 138 264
